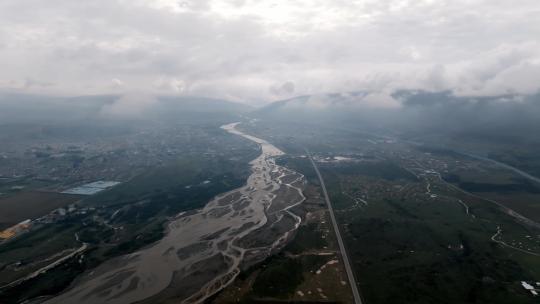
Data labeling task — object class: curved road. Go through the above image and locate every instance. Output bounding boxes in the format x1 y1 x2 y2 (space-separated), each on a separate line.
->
307 151 363 304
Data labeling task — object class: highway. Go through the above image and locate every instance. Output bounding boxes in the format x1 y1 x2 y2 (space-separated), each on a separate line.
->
461 152 540 185
307 151 363 304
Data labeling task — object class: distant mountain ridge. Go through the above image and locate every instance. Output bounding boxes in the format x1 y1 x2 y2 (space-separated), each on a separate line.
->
0 93 251 124
253 89 540 176
254 90 540 136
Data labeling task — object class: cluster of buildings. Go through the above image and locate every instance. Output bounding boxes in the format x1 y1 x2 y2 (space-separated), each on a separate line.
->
0 180 121 243
36 204 96 225
521 281 539 296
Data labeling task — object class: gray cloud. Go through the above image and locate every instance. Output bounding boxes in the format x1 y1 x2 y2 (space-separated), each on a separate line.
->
269 81 295 98
0 0 539 105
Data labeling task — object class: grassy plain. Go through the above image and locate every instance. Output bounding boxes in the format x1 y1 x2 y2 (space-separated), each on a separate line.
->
322 161 540 304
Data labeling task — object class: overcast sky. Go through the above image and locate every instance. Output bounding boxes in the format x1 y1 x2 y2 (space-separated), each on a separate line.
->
0 0 539 105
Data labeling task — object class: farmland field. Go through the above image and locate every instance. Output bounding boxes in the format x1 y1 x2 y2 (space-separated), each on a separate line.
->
0 192 82 229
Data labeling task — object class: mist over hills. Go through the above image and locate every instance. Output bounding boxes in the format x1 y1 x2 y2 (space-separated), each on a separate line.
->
3 89 540 156
3 89 539 138
3 89 539 148
0 93 251 143
254 90 540 177
0 93 250 124
255 90 540 145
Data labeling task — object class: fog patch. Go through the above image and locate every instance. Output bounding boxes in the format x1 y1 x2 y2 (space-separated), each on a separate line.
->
100 93 158 119
361 92 401 109
269 81 295 97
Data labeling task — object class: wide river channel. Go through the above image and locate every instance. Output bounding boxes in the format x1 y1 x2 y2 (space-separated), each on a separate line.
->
45 122 306 304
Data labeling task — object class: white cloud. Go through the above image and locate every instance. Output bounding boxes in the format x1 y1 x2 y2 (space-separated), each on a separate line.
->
111 78 124 88
362 92 401 109
0 0 539 105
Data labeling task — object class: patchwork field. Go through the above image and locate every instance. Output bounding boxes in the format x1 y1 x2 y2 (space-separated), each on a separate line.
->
0 192 81 229
273 149 540 304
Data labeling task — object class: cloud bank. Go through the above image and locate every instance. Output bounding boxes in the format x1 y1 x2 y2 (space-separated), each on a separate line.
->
0 0 539 105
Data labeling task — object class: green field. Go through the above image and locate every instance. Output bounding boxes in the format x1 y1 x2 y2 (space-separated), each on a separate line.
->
275 149 540 304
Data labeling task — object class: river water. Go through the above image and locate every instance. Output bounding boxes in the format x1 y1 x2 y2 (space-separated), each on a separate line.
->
44 122 305 304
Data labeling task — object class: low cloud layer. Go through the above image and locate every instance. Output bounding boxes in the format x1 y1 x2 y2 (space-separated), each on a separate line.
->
1 0 539 105
99 93 158 119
